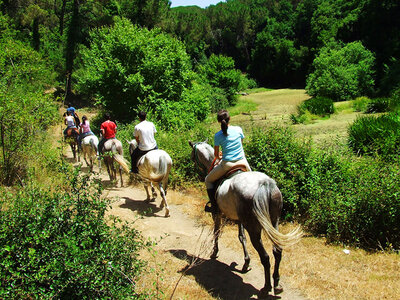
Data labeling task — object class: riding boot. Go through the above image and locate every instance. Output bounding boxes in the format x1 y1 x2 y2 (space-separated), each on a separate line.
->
205 188 218 213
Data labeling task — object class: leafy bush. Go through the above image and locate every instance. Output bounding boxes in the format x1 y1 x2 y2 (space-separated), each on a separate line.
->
348 113 400 160
290 96 334 124
306 41 375 101
238 73 258 91
301 96 334 116
78 17 195 124
245 125 400 249
352 96 370 112
198 54 241 106
0 165 151 299
365 97 390 113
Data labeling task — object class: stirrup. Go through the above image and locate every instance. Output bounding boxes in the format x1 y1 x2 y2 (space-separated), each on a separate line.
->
205 201 215 213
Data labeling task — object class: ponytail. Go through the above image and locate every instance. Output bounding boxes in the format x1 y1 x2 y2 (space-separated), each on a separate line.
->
217 110 230 136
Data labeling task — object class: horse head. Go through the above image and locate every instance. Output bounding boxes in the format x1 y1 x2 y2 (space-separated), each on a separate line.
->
188 140 214 179
127 139 138 156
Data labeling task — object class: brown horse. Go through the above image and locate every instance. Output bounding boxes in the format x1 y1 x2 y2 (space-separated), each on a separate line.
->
99 138 129 186
64 127 80 162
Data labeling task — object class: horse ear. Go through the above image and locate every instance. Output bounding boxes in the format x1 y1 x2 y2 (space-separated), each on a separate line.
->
204 138 208 143
188 140 194 148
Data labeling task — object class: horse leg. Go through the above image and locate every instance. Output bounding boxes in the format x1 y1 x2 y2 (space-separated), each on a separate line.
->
151 183 157 199
211 213 222 259
238 223 251 273
143 183 152 202
272 245 283 294
158 182 169 217
119 165 123 187
247 224 272 296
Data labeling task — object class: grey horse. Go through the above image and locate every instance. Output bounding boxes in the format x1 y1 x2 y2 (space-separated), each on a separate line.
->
100 138 129 186
189 140 302 297
128 140 173 217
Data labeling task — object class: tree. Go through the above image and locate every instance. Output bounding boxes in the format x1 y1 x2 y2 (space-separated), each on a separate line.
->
78 17 193 123
306 41 375 101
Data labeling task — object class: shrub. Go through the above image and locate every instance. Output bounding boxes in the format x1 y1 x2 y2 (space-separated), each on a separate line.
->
348 113 400 160
306 41 375 101
365 97 390 113
0 165 151 299
352 96 370 112
245 125 400 250
290 96 334 124
301 96 334 116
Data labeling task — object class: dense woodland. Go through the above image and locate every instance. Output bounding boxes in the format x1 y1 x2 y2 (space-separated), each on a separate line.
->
1 1 400 297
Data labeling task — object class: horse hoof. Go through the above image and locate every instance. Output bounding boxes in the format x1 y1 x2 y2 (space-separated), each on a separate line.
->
150 198 156 203
258 287 271 299
164 209 170 217
274 284 283 295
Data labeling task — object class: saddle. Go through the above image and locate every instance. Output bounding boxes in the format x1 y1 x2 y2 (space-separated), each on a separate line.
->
215 164 248 191
65 127 79 140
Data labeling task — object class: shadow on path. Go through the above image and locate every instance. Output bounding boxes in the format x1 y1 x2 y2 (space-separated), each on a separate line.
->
120 196 163 217
169 249 281 300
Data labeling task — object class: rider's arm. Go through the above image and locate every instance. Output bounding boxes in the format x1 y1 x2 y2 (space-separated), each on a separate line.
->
214 146 221 160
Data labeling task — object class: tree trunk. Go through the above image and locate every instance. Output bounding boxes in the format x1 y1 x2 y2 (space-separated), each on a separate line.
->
32 17 40 51
65 0 79 99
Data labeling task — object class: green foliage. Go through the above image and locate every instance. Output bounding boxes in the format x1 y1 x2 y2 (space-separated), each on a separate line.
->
249 17 306 87
0 35 58 185
306 41 375 101
0 165 150 299
365 97 391 113
291 96 334 124
301 96 334 116
348 113 400 160
198 54 241 106
78 17 194 124
245 125 400 249
351 96 370 112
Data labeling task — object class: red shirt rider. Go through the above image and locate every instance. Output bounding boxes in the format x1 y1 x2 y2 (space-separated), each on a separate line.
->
100 120 117 139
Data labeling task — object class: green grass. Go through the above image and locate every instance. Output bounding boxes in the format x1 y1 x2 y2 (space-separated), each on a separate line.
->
229 97 258 117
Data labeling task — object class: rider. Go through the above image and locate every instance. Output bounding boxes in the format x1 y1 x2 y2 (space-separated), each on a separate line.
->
98 113 117 154
78 115 94 149
204 109 251 213
63 111 77 138
130 111 158 173
66 103 80 125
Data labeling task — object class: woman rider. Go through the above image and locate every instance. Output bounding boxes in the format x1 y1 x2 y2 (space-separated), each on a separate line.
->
78 115 94 149
204 109 251 213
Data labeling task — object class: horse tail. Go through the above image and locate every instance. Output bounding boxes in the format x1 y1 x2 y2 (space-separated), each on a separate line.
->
149 154 168 181
90 137 98 153
252 180 303 249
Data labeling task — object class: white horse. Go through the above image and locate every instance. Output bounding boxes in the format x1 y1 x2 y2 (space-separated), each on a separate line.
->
100 138 129 186
81 134 99 172
189 140 302 297
127 140 172 217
